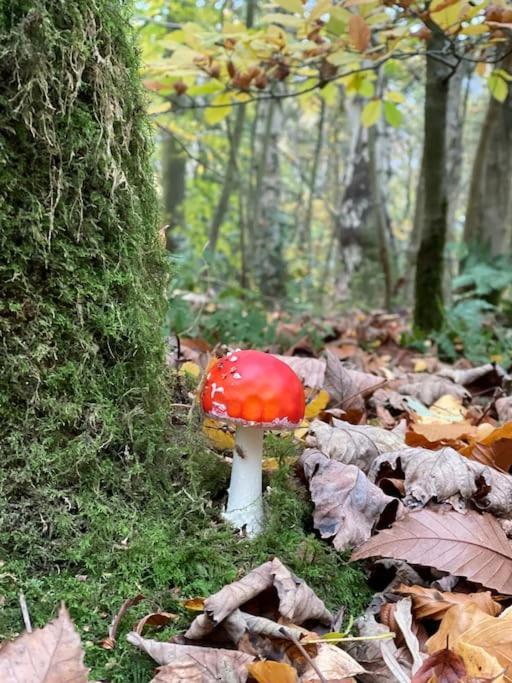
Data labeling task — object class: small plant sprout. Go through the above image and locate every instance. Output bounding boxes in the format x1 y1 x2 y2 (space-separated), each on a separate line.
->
201 350 305 537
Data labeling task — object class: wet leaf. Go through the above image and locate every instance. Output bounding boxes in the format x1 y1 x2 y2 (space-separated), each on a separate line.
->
0 604 89 682
352 507 512 594
300 449 402 551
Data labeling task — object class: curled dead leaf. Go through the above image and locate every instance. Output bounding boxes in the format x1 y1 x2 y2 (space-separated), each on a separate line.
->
395 584 502 620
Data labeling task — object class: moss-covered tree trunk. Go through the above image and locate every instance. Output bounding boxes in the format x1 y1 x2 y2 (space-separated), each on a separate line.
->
0 0 168 564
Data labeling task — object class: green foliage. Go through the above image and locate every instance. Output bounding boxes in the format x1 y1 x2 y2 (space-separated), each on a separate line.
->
0 0 169 565
0 427 370 681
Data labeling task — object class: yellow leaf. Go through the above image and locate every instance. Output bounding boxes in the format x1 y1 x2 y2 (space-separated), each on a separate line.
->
476 61 488 78
178 361 201 379
168 46 202 68
430 0 465 32
294 419 310 441
413 359 428 372
461 22 489 35
386 90 405 103
305 389 330 419
183 597 205 611
310 0 332 21
274 0 304 13
202 418 235 450
361 99 382 127
455 641 505 682
204 93 233 125
417 394 466 424
489 72 508 103
147 100 171 115
249 660 298 683
261 13 304 27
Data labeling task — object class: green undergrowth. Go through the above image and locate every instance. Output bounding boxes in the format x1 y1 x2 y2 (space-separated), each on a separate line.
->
0 426 370 682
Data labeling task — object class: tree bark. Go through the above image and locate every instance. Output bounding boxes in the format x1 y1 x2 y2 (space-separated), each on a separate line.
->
162 132 186 251
413 31 453 333
464 54 512 256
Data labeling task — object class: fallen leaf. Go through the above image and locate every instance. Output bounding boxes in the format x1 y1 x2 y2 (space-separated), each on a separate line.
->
101 593 144 649
411 647 468 683
462 422 512 472
455 639 504 681
398 375 469 407
305 390 330 419
457 609 512 681
202 418 235 450
300 449 402 551
276 355 326 389
439 363 508 388
249 661 298 683
0 604 89 682
406 422 478 450
426 603 492 654
128 632 254 678
392 598 424 673
186 559 331 636
324 350 383 412
308 418 403 473
352 507 512 594
369 446 512 516
134 612 178 636
496 397 512 423
416 393 467 424
183 597 205 611
299 642 365 681
395 584 501 620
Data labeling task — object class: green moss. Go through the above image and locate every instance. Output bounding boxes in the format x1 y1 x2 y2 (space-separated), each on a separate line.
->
0 430 370 681
0 0 169 565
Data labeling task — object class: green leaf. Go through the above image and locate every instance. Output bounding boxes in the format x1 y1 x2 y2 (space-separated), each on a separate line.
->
274 0 304 13
361 99 382 127
386 90 405 103
204 93 232 125
384 101 403 127
488 72 508 103
357 78 375 98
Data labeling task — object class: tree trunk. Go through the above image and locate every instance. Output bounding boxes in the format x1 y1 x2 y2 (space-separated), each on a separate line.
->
252 99 287 303
464 54 512 256
0 0 168 564
162 132 186 251
413 31 453 333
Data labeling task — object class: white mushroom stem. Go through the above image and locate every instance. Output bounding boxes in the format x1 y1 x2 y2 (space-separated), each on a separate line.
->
223 425 264 537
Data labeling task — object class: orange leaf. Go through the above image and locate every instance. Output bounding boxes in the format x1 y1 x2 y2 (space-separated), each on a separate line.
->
348 14 371 52
249 660 299 683
396 584 501 621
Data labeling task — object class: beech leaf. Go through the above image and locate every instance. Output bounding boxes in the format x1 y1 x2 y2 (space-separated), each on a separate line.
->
348 14 371 51
351 507 512 594
0 604 89 683
300 448 402 550
249 661 298 683
323 350 383 412
396 584 501 620
397 375 469 407
411 648 468 683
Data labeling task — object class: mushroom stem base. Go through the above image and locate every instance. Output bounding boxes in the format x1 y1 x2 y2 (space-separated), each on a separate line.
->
223 426 264 537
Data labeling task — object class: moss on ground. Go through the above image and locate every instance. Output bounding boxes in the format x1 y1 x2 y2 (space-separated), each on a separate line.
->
0 425 371 681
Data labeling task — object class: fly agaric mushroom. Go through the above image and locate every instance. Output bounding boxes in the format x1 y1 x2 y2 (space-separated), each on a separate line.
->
201 350 305 537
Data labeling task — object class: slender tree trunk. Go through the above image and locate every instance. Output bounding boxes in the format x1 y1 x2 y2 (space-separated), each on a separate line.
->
302 99 326 279
208 104 246 254
369 125 393 309
162 132 186 251
413 31 453 333
464 54 512 256
252 98 287 302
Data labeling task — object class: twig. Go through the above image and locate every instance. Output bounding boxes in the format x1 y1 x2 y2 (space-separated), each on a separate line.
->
279 626 327 683
101 594 144 649
19 593 32 633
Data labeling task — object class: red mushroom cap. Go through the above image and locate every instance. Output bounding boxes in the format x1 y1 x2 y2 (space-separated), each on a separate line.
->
201 350 305 428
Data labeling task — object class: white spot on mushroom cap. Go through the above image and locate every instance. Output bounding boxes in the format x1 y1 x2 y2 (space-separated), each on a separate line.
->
227 354 238 362
233 372 242 379
210 383 225 399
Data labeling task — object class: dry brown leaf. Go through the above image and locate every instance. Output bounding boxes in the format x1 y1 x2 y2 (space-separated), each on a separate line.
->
369 446 512 516
299 642 364 682
300 449 402 551
276 355 326 389
455 640 504 682
128 632 254 679
324 350 383 412
393 598 424 673
439 363 508 388
406 422 479 450
186 559 331 637
426 603 491 654
398 375 469 407
348 14 371 51
396 584 501 620
462 422 512 472
0 604 89 682
134 612 178 636
308 419 403 473
351 507 512 595
411 647 468 683
248 660 298 683
458 609 512 682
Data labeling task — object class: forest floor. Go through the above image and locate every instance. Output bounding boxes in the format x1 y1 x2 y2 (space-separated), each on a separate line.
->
2 309 512 682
